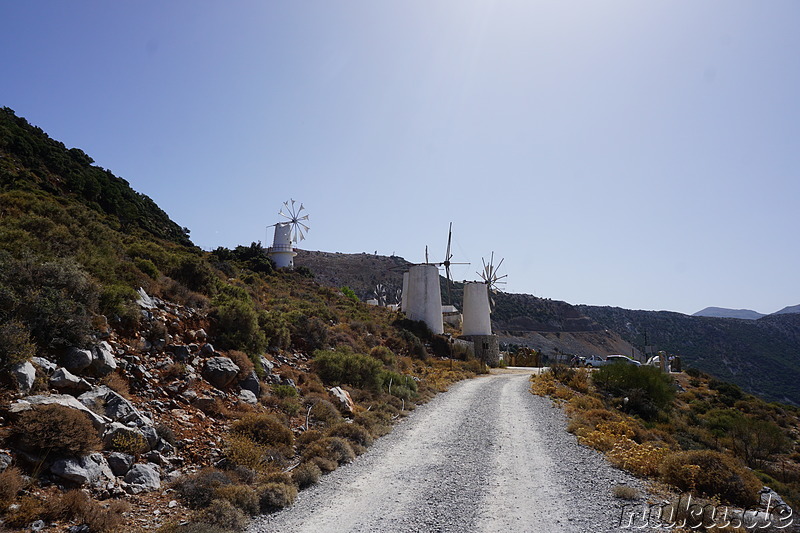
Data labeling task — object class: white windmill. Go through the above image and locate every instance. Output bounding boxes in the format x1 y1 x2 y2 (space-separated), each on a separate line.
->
267 199 310 269
462 253 506 364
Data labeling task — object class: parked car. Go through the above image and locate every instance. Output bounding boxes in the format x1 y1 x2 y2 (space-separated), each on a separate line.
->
583 355 607 368
606 354 641 366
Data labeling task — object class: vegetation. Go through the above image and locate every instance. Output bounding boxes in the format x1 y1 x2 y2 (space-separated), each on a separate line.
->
12 404 101 457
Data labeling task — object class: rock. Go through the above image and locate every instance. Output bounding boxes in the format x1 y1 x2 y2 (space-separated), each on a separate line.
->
238 389 258 405
194 329 208 341
88 341 117 377
61 347 94 374
125 463 161 492
330 386 355 413
10 394 110 431
142 426 159 449
107 452 134 476
50 367 92 393
103 422 148 451
192 395 218 415
78 386 153 426
240 371 261 397
168 500 178 508
202 357 240 389
200 343 215 356
31 356 57 375
11 361 36 393
0 451 12 472
168 344 191 362
144 450 168 467
51 453 114 486
31 520 45 532
259 356 274 374
136 287 157 309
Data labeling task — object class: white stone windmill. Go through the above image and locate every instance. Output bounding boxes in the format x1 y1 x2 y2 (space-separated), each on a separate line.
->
461 252 506 365
267 199 310 269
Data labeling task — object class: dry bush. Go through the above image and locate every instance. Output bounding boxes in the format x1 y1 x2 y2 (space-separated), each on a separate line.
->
296 429 324 451
565 394 604 415
306 398 343 428
192 499 249 531
229 413 293 463
14 404 101 457
213 484 260 516
309 456 337 473
0 467 24 511
354 411 393 439
100 370 131 398
110 431 148 455
327 422 373 451
2 495 44 528
659 450 762 507
369 346 396 367
566 408 621 436
228 351 255 381
83 500 130 532
259 471 293 485
173 468 233 509
223 434 272 472
567 369 590 393
611 485 640 500
258 482 298 512
302 437 356 467
292 462 322 489
607 439 670 477
161 363 188 381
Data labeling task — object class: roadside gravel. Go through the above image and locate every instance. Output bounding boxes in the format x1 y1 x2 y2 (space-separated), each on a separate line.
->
248 370 658 533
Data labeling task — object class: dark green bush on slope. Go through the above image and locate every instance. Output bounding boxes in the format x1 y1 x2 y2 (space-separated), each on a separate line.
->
592 363 675 420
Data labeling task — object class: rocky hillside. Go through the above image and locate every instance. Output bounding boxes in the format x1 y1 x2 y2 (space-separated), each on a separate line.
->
0 108 481 533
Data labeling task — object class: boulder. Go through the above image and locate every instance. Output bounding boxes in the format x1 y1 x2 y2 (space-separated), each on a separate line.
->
136 288 156 309
202 357 240 389
238 389 258 405
0 451 12 472
240 371 261 397
102 422 148 452
31 356 57 375
51 453 114 486
78 386 153 427
61 347 94 374
11 361 36 393
124 463 161 492
167 344 191 362
200 343 215 356
50 367 92 393
107 452 134 477
259 356 274 374
10 394 109 431
88 341 117 377
330 386 355 413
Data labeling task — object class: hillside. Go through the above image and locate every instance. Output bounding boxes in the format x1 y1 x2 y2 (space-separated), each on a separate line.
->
0 108 482 532
693 307 766 320
577 305 800 405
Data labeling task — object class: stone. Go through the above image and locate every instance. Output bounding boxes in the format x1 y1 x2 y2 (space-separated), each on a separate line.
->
125 463 161 492
88 341 117 377
10 394 110 431
31 356 57 375
330 386 355 413
168 500 178 508
0 451 12 472
259 356 274 374
50 367 92 393
142 426 159 449
200 343 215 356
107 452 134 477
168 344 191 362
136 287 157 309
238 389 258 405
202 357 240 389
11 361 36 393
79 386 153 427
51 453 114 486
240 371 261 397
103 422 149 451
61 347 94 374
194 329 208 341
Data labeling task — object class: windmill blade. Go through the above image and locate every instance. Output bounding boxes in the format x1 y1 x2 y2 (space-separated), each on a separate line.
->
445 222 453 263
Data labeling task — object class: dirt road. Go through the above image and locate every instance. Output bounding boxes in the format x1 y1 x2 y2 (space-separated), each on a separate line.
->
249 370 650 533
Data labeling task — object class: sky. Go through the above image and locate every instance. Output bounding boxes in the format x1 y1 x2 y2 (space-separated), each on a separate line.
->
1 1 798 315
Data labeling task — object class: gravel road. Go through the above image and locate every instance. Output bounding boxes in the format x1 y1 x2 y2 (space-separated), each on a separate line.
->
248 369 655 533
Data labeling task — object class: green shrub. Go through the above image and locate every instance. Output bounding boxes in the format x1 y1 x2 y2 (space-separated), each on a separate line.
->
382 370 417 399
340 286 358 302
290 315 329 352
659 450 762 507
0 320 35 370
259 311 291 350
258 482 298 512
133 257 159 279
292 462 322 489
592 364 675 420
369 345 396 367
306 398 343 428
230 414 294 449
312 348 384 390
13 404 101 457
214 299 267 355
213 484 260 516
272 384 299 399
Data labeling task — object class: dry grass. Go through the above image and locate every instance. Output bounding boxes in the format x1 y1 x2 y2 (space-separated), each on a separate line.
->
612 484 640 500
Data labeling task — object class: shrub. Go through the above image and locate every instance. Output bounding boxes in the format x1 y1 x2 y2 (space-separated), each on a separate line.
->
0 320 35 370
382 370 417 400
296 430 324 451
227 350 255 381
327 422 373 450
192 499 248 531
110 431 148 455
292 462 322 488
173 469 233 509
302 437 356 466
312 348 384 390
213 484 260 516
592 364 675 420
369 346 396 367
230 414 294 450
290 316 329 352
306 398 343 428
0 467 24 511
2 495 44 528
222 434 271 472
340 286 358 302
612 485 640 500
13 404 101 457
272 384 299 399
659 450 762 507
258 482 298 512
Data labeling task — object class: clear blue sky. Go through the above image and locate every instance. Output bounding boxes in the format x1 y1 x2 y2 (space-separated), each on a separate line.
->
2 1 798 315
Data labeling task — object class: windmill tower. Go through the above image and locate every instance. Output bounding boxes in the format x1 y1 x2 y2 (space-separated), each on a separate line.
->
460 252 506 365
267 199 310 269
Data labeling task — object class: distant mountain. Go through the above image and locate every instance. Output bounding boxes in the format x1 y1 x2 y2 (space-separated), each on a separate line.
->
774 304 800 316
693 307 766 320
